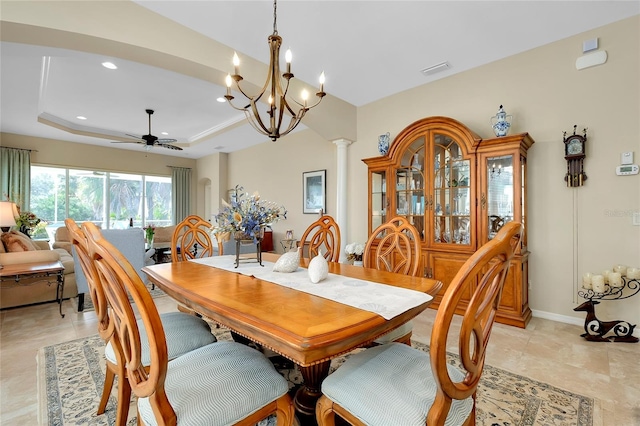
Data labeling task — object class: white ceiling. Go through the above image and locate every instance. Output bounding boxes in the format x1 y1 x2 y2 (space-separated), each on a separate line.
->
1 1 638 158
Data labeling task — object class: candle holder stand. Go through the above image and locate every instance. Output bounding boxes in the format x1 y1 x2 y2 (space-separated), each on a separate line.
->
234 238 263 268
575 277 639 343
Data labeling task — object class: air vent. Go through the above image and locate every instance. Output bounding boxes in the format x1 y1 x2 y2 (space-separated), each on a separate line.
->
421 61 451 76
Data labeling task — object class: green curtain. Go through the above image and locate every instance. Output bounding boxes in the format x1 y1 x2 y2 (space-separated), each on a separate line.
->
171 167 191 224
0 147 31 210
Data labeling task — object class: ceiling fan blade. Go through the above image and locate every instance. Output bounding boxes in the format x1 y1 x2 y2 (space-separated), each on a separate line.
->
156 143 183 151
111 110 181 152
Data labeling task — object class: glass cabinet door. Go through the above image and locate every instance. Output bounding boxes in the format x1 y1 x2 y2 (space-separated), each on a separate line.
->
485 154 514 240
371 170 387 233
433 134 471 246
395 137 425 239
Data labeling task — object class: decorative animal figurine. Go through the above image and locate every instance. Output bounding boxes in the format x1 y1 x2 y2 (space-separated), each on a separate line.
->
573 300 638 343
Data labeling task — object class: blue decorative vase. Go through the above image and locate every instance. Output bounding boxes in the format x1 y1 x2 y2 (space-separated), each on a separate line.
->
378 132 390 155
490 105 513 137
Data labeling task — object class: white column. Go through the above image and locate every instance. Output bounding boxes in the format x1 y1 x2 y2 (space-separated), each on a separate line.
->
333 139 352 262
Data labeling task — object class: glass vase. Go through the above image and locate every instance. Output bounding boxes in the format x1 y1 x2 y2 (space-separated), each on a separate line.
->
146 232 155 249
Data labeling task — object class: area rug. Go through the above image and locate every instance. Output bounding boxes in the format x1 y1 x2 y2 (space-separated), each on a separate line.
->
37 329 595 426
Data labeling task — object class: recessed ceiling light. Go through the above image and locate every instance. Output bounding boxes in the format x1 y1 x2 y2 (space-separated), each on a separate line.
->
216 97 226 103
76 116 87 120
161 132 169 136
102 62 117 70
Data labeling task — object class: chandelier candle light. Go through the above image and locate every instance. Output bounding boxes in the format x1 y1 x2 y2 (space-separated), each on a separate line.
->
224 0 326 141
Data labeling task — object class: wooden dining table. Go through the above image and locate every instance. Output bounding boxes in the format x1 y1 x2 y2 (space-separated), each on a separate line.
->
143 252 442 424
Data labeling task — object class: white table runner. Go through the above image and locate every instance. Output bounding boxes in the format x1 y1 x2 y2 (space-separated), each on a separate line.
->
191 256 432 320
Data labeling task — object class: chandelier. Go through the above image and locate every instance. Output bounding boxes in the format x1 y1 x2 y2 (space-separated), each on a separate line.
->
224 0 325 141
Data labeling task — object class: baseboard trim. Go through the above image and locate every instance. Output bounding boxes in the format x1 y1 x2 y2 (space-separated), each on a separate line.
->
532 309 640 338
531 309 584 326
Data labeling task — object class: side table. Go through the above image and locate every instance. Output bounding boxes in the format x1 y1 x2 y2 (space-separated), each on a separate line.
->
0 260 66 317
280 238 297 253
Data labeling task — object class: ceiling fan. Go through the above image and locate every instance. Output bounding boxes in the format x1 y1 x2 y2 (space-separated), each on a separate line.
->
112 109 182 151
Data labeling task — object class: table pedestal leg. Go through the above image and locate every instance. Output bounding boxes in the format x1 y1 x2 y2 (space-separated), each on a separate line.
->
294 361 330 425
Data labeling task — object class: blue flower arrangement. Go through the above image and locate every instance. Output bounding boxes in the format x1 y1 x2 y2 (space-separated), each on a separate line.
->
213 185 287 242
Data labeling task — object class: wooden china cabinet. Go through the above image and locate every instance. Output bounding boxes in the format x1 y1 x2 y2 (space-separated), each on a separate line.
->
363 116 534 327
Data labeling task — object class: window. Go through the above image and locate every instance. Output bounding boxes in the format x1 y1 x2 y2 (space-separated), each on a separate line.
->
30 166 171 238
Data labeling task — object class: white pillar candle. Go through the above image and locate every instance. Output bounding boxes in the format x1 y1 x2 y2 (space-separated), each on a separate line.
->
582 272 593 289
602 269 612 284
609 272 623 288
613 264 628 276
626 267 640 279
591 275 605 293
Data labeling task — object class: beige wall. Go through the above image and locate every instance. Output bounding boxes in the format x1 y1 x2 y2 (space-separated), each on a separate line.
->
205 130 338 244
204 16 640 329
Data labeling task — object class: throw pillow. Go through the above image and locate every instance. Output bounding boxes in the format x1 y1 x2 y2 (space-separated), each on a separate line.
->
273 248 300 273
0 234 6 253
308 251 329 283
1 230 38 252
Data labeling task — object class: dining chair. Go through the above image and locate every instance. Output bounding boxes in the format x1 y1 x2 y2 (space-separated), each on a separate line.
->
83 222 295 426
171 215 216 262
66 219 218 426
316 222 523 426
363 215 422 345
297 214 341 262
363 215 421 276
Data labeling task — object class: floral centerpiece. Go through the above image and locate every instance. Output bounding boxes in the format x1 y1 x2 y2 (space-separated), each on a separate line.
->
213 185 287 243
15 210 45 237
345 242 365 263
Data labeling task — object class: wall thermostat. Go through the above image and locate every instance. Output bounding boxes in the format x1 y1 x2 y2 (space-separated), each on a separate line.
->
616 164 639 175
621 151 634 165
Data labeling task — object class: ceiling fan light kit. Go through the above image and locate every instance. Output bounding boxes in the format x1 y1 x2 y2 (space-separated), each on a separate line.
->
224 0 325 141
112 109 182 151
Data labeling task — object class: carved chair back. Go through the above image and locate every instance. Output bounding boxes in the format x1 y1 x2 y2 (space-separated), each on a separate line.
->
427 221 522 423
65 218 111 340
298 215 341 262
363 216 421 276
84 222 176 423
171 215 215 262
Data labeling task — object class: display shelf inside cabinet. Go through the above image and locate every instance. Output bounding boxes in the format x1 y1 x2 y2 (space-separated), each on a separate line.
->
575 278 639 343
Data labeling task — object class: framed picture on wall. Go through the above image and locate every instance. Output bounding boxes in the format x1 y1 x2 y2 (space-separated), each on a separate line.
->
303 170 326 214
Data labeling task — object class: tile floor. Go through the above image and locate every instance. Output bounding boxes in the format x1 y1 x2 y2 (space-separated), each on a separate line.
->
1 297 639 425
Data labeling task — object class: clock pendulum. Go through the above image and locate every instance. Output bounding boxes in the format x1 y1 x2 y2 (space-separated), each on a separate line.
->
563 125 587 187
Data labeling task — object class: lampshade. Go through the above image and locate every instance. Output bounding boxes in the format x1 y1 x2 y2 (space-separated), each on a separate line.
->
0 201 19 231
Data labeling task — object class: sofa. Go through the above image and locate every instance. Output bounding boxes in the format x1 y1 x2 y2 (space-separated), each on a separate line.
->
52 226 73 254
73 227 154 311
0 231 77 309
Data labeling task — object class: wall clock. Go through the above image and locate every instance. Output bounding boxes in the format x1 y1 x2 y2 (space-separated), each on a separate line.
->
563 125 587 187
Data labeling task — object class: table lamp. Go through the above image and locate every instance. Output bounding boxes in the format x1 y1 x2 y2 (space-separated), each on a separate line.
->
0 201 19 232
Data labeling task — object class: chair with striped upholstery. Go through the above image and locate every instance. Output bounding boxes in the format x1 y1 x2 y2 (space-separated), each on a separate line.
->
363 215 422 345
317 222 523 426
83 222 295 426
66 219 218 426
